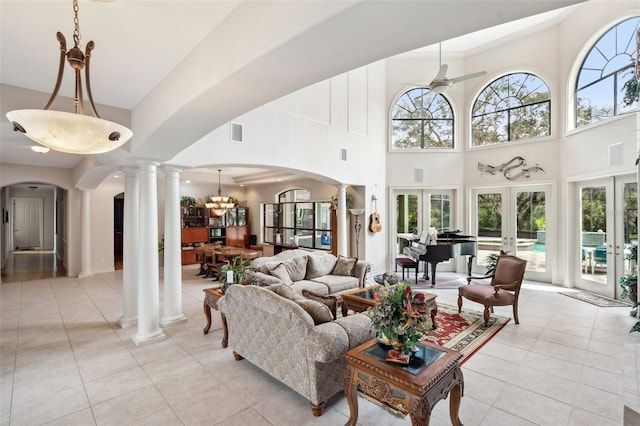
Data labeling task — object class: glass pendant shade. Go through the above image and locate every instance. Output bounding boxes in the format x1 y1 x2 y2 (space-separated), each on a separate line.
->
7 109 132 154
5 0 132 155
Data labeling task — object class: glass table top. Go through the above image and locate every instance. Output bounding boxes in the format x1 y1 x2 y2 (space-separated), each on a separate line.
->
364 342 446 376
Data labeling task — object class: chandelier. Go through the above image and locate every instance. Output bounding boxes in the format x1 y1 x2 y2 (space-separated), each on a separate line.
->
5 0 132 155
206 169 235 216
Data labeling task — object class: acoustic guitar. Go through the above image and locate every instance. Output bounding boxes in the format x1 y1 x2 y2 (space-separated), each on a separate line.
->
369 197 382 233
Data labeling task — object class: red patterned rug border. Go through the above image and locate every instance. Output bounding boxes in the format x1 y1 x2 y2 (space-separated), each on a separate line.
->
421 303 510 364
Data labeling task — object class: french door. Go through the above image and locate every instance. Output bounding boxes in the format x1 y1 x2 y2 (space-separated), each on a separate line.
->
470 184 552 282
575 175 637 298
391 188 457 271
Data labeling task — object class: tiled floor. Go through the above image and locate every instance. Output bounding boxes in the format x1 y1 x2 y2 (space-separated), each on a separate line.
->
1 265 639 425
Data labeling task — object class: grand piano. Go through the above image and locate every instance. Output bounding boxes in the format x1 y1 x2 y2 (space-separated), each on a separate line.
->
402 230 477 286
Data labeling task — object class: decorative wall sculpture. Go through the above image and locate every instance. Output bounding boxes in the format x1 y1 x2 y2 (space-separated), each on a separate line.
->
477 156 545 180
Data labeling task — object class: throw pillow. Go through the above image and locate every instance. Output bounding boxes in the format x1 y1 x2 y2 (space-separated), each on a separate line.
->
295 299 333 325
305 253 338 279
302 289 337 320
267 283 298 299
268 263 293 285
332 255 358 276
283 255 309 282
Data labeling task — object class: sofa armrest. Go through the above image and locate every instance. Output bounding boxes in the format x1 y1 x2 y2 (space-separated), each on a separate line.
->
307 322 350 363
352 260 371 288
334 313 375 349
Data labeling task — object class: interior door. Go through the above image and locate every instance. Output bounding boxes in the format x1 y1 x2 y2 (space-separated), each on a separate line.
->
576 175 637 298
12 197 43 250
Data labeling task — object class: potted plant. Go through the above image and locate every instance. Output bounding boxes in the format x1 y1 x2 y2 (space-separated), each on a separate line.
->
220 256 254 293
366 281 431 355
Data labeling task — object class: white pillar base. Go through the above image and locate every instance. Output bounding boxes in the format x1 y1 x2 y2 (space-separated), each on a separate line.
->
77 272 94 278
132 330 166 347
160 314 188 328
118 316 138 329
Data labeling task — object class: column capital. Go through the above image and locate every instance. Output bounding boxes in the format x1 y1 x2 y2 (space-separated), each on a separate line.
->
136 159 162 169
119 165 139 175
161 165 183 174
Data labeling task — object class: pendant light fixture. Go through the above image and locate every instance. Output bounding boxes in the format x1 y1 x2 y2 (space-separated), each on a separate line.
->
5 0 132 155
206 169 235 216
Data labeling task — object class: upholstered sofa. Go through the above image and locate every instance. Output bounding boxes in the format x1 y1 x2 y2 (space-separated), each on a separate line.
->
218 283 374 416
247 249 370 296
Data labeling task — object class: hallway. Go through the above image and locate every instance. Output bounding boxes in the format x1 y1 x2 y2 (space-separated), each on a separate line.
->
1 251 66 284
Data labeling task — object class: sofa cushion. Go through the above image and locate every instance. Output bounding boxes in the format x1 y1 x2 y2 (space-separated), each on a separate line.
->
302 289 337 320
268 263 293 285
296 299 333 325
311 275 359 294
266 283 299 299
261 256 309 282
305 253 338 280
291 280 330 296
332 255 357 276
265 284 332 325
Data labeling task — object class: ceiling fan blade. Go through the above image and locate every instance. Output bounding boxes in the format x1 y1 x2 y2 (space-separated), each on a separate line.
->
448 70 487 84
434 64 448 81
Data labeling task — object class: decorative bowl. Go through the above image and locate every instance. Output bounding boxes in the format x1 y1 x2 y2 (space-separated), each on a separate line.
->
373 273 399 285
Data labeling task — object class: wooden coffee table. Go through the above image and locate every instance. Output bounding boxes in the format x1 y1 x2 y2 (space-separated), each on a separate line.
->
344 339 464 426
341 285 438 329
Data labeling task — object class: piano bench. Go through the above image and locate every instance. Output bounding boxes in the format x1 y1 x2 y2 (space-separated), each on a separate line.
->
395 257 418 284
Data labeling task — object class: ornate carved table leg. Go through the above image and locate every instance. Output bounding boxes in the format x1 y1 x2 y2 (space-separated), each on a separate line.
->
449 381 464 426
344 364 358 426
409 396 431 426
203 299 212 334
220 312 229 348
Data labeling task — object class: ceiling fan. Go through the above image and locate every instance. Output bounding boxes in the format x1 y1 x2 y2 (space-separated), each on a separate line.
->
414 43 487 93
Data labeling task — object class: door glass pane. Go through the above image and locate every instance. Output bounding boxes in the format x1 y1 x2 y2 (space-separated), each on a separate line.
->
581 185 607 282
515 190 546 272
396 194 418 255
430 193 451 232
623 182 638 276
315 202 331 230
477 193 503 266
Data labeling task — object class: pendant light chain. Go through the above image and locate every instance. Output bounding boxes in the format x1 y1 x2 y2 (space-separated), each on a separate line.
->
72 0 81 48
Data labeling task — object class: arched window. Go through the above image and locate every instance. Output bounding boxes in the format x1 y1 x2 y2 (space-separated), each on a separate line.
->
391 88 454 149
576 17 639 128
471 73 551 147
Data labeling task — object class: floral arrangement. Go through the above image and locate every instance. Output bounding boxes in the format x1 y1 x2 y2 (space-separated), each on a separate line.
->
367 281 431 355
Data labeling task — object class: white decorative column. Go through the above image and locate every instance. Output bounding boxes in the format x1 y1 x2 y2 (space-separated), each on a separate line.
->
118 167 139 328
337 185 348 256
78 189 93 277
133 160 165 345
160 166 187 327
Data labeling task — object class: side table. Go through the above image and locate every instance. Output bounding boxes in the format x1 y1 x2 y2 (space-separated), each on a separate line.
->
203 287 228 348
344 339 463 426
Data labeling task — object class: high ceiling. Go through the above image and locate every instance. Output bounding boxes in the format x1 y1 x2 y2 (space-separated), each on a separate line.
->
0 0 583 186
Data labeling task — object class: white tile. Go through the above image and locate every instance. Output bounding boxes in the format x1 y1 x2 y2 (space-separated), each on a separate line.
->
171 384 249 425
493 385 572 426
92 384 170 426
154 365 220 406
573 383 624 423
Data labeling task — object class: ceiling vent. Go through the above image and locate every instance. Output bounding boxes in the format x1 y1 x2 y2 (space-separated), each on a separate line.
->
341 147 347 161
231 122 243 143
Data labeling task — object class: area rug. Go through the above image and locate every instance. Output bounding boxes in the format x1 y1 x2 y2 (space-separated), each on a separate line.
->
559 291 632 307
409 272 477 290
421 303 509 364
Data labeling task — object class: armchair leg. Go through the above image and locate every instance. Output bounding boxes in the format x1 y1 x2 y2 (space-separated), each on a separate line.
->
483 306 490 327
457 295 463 313
310 401 325 417
513 304 519 324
